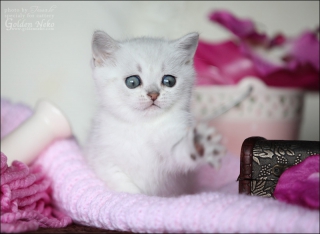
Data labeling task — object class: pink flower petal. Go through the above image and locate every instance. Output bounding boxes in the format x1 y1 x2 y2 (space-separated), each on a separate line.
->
194 40 258 85
288 30 320 71
209 10 267 43
274 155 320 210
261 63 319 90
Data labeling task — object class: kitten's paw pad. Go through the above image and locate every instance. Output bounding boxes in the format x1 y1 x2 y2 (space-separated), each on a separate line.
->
192 123 226 169
204 144 226 169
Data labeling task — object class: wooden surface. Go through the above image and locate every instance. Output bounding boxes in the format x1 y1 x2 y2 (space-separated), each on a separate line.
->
25 223 131 233
238 136 263 194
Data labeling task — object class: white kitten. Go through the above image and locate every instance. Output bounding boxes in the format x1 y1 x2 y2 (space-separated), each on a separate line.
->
84 31 225 197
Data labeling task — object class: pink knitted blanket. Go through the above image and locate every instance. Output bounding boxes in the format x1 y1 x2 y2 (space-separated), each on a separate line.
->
1 98 319 233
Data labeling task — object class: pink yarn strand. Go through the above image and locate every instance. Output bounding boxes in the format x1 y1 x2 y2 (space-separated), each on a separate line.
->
1 161 29 186
11 179 50 200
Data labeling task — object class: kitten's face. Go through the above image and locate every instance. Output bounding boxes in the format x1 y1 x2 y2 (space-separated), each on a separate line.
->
91 31 199 122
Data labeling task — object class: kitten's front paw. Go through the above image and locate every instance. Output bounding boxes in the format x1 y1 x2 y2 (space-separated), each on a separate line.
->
191 123 226 169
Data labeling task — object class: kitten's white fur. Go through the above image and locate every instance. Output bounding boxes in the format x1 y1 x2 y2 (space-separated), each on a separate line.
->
84 31 224 197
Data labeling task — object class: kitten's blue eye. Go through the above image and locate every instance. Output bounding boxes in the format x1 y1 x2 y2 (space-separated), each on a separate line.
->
162 75 176 87
125 76 141 89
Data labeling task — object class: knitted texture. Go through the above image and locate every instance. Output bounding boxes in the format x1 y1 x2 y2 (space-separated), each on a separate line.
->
0 153 72 233
1 98 319 233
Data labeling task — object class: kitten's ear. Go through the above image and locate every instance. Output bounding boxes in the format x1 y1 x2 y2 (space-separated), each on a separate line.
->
172 32 199 60
92 30 119 67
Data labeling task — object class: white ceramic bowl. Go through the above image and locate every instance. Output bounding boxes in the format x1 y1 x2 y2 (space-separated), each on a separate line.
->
191 77 305 156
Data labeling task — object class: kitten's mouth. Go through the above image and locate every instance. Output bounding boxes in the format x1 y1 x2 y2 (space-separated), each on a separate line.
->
145 103 160 110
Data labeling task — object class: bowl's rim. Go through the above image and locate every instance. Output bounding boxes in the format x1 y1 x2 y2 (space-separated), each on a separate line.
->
194 77 305 94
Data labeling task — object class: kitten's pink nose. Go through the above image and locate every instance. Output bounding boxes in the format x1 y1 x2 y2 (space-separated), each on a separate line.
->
147 92 159 101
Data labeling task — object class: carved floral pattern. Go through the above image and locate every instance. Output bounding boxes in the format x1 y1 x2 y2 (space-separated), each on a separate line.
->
251 140 319 198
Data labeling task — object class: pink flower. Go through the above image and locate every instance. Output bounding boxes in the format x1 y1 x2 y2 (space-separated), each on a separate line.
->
273 155 319 210
209 10 267 44
194 10 319 91
288 29 319 71
194 40 258 85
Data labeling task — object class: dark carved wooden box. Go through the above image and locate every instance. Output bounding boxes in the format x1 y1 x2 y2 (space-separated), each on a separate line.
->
238 137 320 197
